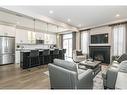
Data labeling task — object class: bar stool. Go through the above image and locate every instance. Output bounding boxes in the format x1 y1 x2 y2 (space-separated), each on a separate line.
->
63 49 66 60
58 49 63 59
42 49 50 65
53 49 59 60
28 50 40 71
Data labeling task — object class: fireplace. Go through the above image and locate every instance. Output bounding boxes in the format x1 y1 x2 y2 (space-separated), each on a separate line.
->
89 46 110 64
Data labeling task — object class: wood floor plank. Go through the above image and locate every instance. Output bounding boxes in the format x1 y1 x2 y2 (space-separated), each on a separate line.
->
0 64 50 89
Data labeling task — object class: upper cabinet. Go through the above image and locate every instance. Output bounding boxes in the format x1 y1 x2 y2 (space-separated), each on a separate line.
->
0 25 16 37
48 24 57 33
36 32 44 40
15 28 56 44
30 31 36 44
50 34 56 44
44 33 56 44
16 29 29 43
0 10 59 44
17 17 34 29
35 20 47 32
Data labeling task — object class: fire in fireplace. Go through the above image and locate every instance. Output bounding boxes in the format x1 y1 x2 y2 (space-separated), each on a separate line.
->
94 54 104 61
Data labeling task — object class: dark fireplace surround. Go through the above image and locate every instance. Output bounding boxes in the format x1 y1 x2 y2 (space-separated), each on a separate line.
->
89 46 110 64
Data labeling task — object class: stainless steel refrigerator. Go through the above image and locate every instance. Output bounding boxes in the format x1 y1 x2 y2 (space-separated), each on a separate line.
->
0 36 15 65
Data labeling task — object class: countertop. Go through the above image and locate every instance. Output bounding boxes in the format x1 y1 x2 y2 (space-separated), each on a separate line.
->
16 48 62 52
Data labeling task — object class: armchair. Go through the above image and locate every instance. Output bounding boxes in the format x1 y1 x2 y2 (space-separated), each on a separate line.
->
72 50 87 63
48 59 93 89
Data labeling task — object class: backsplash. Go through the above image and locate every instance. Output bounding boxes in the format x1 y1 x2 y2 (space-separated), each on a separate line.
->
16 44 50 50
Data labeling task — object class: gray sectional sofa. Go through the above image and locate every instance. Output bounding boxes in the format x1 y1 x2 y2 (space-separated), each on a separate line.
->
102 53 127 89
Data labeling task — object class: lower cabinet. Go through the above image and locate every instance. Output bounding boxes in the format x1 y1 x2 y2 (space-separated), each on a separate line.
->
20 50 65 69
15 51 20 64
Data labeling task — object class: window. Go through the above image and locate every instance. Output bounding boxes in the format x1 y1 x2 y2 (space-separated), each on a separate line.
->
81 31 90 54
112 24 126 56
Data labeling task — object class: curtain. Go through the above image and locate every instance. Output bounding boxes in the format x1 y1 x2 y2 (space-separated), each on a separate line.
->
81 31 90 54
60 34 63 48
112 24 126 56
72 32 76 50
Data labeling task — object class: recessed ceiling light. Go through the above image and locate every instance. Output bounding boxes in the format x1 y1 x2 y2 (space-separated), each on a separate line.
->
116 14 120 18
49 10 54 14
67 18 71 22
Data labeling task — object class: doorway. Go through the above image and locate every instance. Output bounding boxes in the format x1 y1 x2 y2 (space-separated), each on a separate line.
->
63 34 72 58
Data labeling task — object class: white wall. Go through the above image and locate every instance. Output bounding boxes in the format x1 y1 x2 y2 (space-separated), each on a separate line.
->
0 24 16 36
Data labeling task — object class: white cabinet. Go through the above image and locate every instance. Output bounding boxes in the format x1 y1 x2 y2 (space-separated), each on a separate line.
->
36 32 44 40
48 24 57 33
15 51 20 64
35 20 47 32
44 33 56 44
28 31 36 44
16 29 28 43
16 29 37 44
15 28 56 44
0 25 16 37
44 33 50 44
49 34 56 44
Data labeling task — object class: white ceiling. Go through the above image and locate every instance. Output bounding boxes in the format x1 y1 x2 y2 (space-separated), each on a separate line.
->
2 6 127 30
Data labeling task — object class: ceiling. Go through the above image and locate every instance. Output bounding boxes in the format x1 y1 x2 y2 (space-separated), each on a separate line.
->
1 6 127 30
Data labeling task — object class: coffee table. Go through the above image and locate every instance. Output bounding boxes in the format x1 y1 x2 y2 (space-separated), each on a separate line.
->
79 60 101 77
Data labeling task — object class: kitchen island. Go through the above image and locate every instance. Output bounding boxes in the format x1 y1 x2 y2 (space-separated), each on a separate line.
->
20 49 66 69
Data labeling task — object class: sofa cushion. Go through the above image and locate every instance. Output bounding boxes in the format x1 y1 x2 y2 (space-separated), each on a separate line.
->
115 72 127 89
76 51 83 56
119 60 127 73
53 59 77 72
78 69 86 75
117 53 127 63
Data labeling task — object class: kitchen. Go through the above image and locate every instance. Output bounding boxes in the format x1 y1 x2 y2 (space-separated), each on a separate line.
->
0 8 65 68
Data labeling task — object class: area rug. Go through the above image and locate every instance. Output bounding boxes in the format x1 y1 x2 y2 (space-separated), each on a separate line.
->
43 65 108 89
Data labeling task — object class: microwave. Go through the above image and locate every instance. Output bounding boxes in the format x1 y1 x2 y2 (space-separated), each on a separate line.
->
36 40 44 44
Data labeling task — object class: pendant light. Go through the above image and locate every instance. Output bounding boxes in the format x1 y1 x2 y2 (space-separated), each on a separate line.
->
32 19 35 43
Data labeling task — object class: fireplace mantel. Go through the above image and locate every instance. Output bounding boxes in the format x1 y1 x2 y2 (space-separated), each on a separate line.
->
89 44 111 47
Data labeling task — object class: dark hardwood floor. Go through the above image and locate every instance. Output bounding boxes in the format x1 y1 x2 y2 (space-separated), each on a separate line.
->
0 64 50 89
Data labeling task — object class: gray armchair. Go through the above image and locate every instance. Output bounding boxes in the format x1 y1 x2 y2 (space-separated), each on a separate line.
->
48 59 93 89
72 50 87 63
102 53 127 89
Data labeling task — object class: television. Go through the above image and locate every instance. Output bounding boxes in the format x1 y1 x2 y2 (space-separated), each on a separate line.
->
91 33 108 44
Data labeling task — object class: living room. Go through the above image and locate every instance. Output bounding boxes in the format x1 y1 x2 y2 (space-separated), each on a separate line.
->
0 1 127 94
